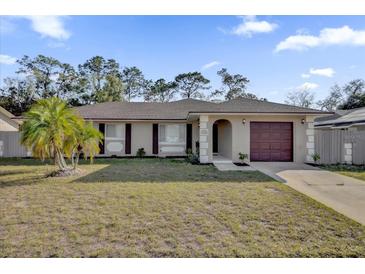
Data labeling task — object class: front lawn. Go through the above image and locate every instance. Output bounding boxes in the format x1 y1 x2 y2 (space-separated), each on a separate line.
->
320 164 365 182
0 158 365 257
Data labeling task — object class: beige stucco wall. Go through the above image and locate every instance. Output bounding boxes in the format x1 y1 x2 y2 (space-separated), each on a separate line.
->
94 121 192 157
206 115 308 163
94 121 153 156
131 122 153 156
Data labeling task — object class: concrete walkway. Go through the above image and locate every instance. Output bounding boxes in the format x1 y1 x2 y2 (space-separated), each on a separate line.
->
250 162 365 225
213 155 255 171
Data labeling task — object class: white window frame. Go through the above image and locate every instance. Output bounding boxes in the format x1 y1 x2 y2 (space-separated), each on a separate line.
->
105 123 125 141
159 124 186 145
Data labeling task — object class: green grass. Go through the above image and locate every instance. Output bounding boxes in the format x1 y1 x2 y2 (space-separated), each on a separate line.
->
0 158 365 257
320 164 365 182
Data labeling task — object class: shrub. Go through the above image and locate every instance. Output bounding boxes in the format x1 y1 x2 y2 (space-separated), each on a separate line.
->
186 148 200 164
136 148 146 158
238 152 248 163
311 152 320 164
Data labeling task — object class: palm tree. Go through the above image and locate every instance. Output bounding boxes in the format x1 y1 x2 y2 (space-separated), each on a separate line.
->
20 97 83 171
69 122 103 169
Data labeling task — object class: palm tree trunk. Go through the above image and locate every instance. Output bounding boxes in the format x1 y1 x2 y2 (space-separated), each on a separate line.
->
55 147 68 171
74 152 80 169
71 151 75 168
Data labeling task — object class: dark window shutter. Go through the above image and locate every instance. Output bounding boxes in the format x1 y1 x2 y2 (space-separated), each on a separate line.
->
186 124 192 152
125 123 131 154
98 123 105 154
153 124 159 154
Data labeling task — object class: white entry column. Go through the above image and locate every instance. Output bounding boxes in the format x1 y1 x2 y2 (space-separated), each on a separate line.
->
305 116 315 163
199 115 209 163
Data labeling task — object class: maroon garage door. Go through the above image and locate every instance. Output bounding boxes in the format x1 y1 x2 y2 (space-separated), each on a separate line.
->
250 122 293 162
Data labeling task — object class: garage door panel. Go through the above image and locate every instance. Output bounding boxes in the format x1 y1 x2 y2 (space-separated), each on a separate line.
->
270 142 281 150
281 142 292 150
250 122 293 162
270 123 282 130
281 133 292 140
281 123 291 129
260 152 271 161
259 143 270 150
271 133 281 140
271 152 282 161
280 152 292 161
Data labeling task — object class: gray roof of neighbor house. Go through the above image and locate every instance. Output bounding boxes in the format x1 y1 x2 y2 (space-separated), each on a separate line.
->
0 106 15 118
314 107 365 128
0 106 20 128
74 98 330 120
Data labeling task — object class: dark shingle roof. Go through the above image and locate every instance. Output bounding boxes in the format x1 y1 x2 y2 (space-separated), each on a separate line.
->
315 107 365 127
75 98 329 120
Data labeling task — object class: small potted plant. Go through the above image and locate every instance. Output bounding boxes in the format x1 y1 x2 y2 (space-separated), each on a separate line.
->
311 152 320 165
237 152 248 166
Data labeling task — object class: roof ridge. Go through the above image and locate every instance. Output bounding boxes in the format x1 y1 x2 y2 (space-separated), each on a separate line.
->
221 97 322 112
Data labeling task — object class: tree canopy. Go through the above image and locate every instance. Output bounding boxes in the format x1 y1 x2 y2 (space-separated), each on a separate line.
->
211 68 255 100
316 79 365 111
121 66 148 102
175 72 210 99
285 88 315 108
144 79 178 102
79 56 124 103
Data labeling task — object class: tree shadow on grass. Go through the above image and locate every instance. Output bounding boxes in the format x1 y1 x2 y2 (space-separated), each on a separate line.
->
0 158 52 166
0 165 54 188
0 173 49 188
72 158 274 184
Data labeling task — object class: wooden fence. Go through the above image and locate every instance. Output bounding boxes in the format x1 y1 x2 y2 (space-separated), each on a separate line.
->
0 131 29 157
315 127 365 165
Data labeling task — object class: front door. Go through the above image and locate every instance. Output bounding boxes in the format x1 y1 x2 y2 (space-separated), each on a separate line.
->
213 123 218 153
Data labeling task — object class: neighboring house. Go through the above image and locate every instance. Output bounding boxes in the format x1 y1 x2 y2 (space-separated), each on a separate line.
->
314 107 365 165
75 98 329 164
0 106 19 131
0 106 29 157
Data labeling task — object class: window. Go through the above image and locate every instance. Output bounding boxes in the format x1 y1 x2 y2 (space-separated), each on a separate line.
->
159 124 186 144
106 124 123 139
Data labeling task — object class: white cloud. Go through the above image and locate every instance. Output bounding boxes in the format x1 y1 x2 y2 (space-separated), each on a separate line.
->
296 82 319 91
201 61 220 70
309 67 335 77
275 25 365 52
0 54 16 65
25 16 71 40
231 16 278 37
301 73 310 79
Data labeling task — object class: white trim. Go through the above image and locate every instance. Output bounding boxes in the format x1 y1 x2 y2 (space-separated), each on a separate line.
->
160 146 185 153
159 142 185 145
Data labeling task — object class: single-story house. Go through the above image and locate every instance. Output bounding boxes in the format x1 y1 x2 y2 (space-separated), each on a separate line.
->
74 98 329 164
314 107 365 165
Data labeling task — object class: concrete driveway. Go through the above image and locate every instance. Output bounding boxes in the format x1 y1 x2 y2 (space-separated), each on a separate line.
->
250 162 365 225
